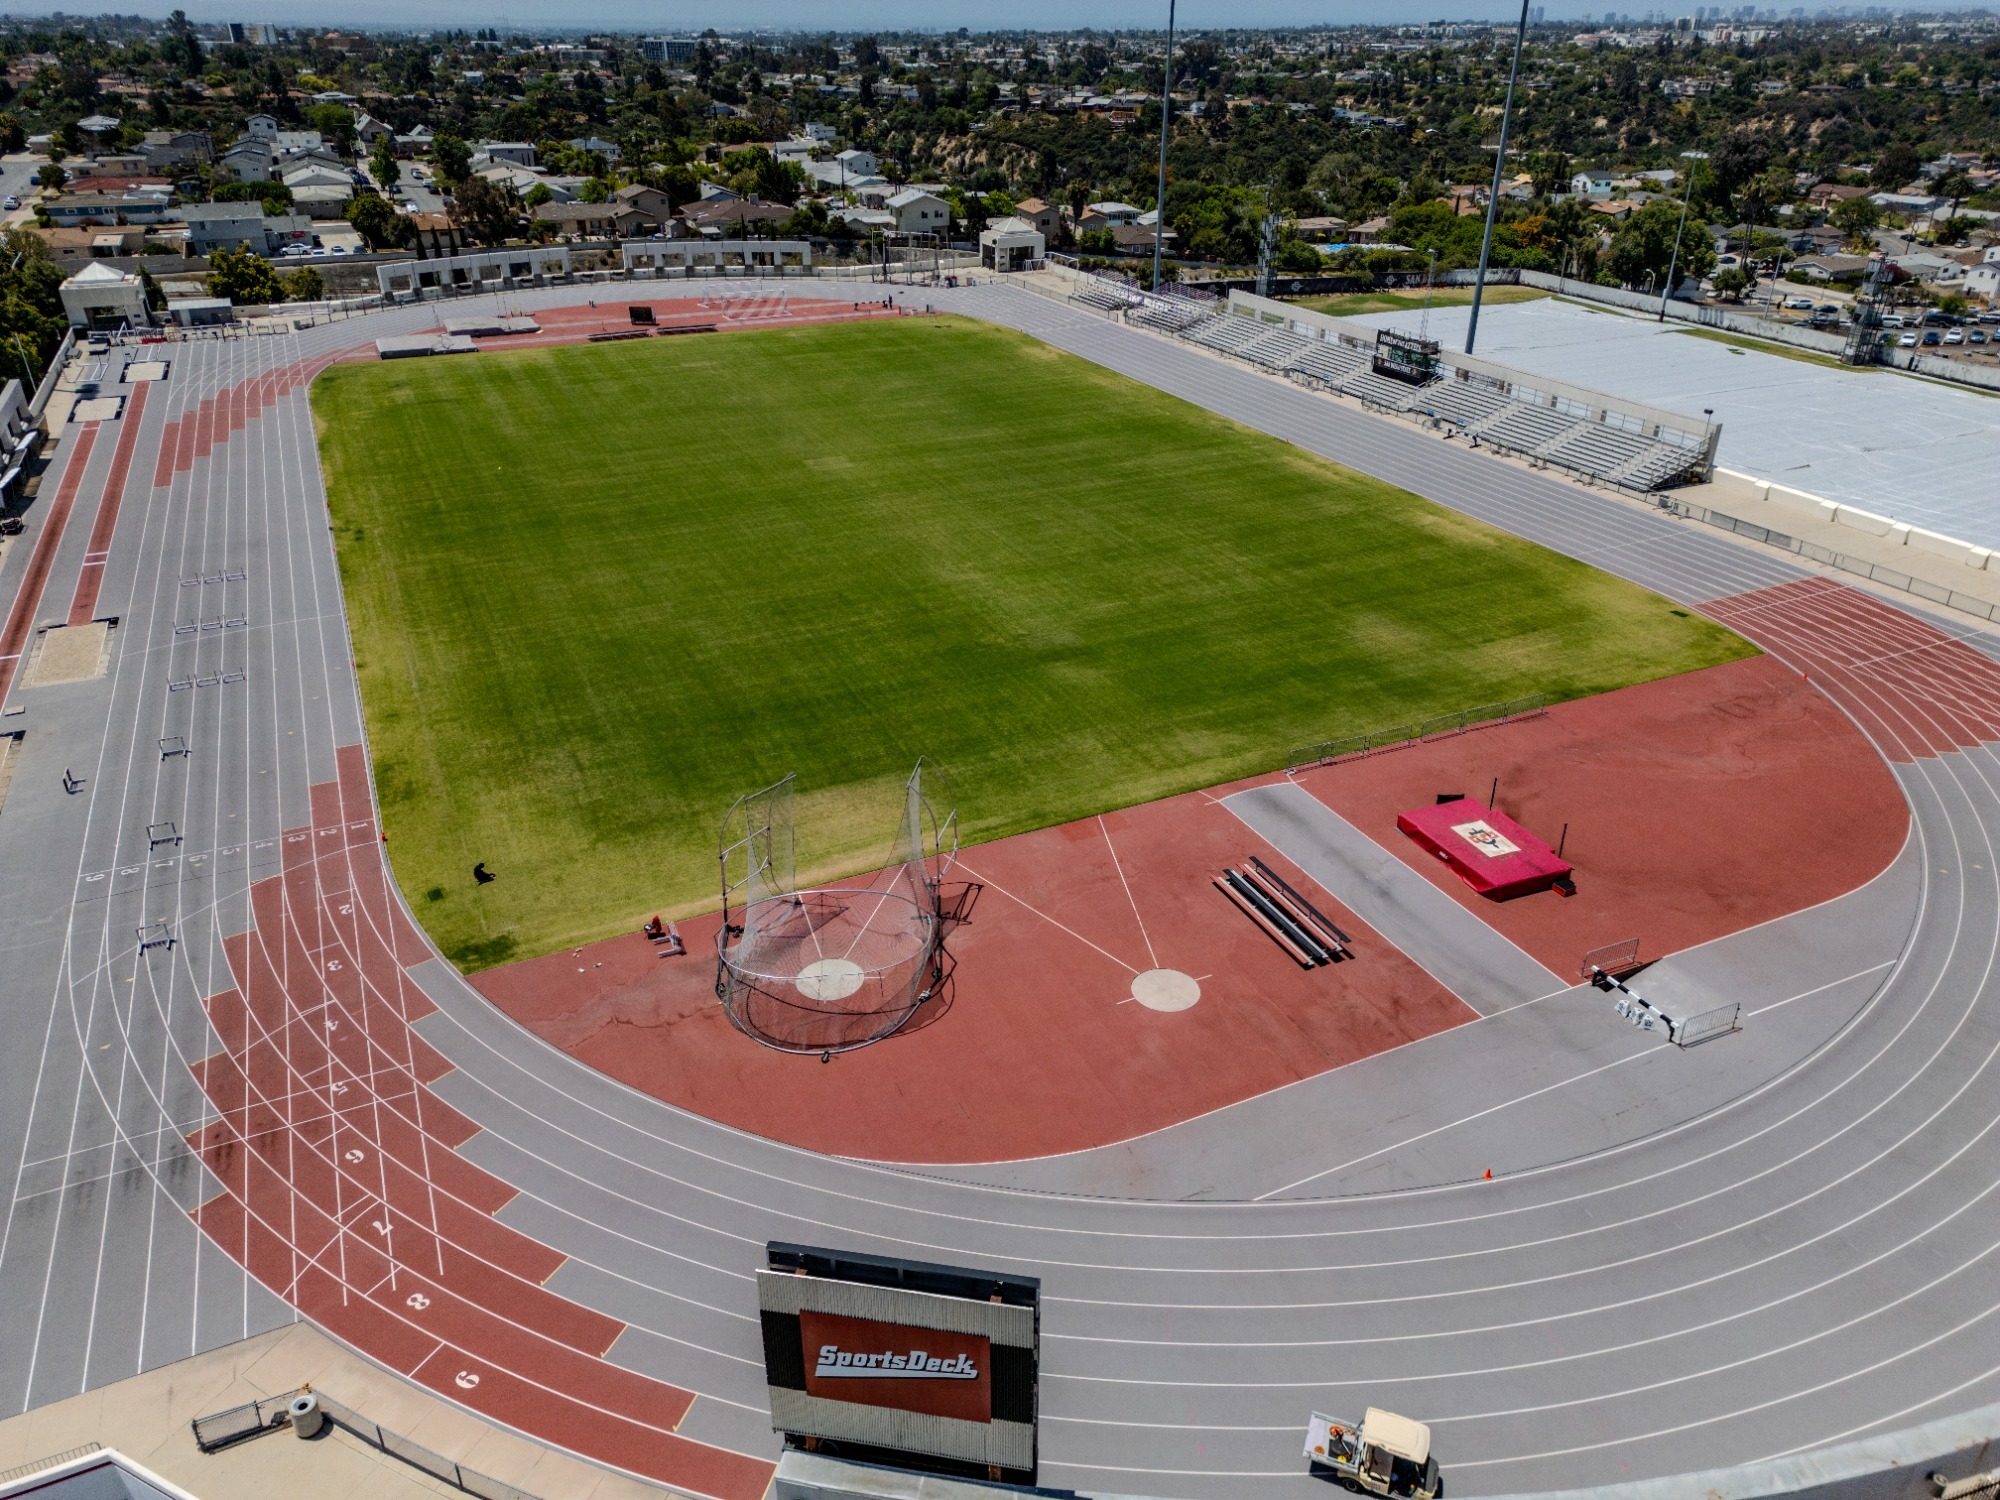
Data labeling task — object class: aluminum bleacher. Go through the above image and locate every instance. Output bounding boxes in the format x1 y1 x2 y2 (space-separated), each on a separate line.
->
1417 380 1510 431
1616 441 1706 491
1341 370 1432 411
1112 290 1713 494
1477 403 1584 454
1129 302 1207 334
1239 328 1311 369
1187 316 1270 355
1072 281 1136 314
1289 341 1367 385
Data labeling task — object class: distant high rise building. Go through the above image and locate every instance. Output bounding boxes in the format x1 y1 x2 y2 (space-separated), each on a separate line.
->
640 37 696 65
226 21 277 44
1531 6 1546 22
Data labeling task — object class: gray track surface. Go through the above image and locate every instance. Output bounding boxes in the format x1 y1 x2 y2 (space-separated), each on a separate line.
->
1223 782 1568 1014
1 280 1997 1499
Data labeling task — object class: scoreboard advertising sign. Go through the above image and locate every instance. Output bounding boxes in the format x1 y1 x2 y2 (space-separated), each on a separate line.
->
800 1310 991 1421
758 1243 1040 1482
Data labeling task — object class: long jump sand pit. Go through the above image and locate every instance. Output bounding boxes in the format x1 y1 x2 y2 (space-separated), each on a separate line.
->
471 654 1908 1164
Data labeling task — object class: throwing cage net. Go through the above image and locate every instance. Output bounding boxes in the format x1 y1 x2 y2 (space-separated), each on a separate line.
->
715 760 958 1054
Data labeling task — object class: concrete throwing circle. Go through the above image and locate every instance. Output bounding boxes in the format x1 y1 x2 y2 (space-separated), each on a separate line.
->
796 957 866 1003
1132 969 1201 1012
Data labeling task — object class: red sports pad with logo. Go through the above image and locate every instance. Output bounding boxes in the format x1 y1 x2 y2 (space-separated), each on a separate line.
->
799 1309 993 1424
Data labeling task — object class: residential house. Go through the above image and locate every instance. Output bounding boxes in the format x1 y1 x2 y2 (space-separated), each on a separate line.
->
1816 183 1872 213
1085 200 1142 226
1108 222 1174 254
1349 215 1393 243
1570 169 1617 197
280 162 356 211
532 201 643 238
219 139 277 183
834 148 878 179
1966 261 2000 302
676 198 795 236
886 188 950 234
611 183 674 232
354 112 394 149
1011 196 1060 242
44 190 174 227
476 141 537 168
1789 253 1874 283
569 136 621 164
244 113 281 140
1291 215 1349 242
181 202 314 255
138 130 213 170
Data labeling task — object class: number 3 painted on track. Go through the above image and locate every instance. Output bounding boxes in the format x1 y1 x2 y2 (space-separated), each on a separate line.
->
455 1372 479 1390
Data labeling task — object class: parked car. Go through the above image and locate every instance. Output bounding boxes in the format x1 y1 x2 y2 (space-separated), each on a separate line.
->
1922 329 1942 346
1971 329 1990 344
1944 328 1966 345
1881 314 1907 328
1784 295 1815 309
2 195 17 210
1980 311 2000 325
1897 331 1919 347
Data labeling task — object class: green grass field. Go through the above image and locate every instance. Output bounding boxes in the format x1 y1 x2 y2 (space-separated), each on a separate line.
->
1287 286 1549 318
316 315 1753 970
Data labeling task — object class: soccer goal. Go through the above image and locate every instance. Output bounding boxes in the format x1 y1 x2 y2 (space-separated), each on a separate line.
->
715 760 958 1055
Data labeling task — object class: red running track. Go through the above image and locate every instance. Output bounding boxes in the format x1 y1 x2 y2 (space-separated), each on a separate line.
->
151 355 342 489
0 422 98 702
1707 576 2000 762
186 745 774 1500
66 383 149 625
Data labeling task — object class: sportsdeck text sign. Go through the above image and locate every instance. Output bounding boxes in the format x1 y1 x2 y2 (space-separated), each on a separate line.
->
799 1309 992 1423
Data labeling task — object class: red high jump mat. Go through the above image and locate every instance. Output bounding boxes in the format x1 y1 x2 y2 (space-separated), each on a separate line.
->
1396 800 1572 900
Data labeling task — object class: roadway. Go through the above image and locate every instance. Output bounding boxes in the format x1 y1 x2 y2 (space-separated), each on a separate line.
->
0 280 1997 1498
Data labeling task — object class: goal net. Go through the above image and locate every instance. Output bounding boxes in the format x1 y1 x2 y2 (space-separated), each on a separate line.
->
715 760 958 1054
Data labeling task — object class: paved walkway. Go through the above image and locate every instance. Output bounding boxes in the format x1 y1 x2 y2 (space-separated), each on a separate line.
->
0 1322 671 1500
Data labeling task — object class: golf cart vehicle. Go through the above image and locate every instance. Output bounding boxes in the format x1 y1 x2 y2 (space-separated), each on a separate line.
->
1306 1408 1441 1497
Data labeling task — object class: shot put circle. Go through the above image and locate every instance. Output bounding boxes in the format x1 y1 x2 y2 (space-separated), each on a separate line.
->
796 957 867 1003
1131 969 1201 1012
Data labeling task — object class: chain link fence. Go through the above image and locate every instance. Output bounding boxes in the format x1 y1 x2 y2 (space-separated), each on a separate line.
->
1288 694 1548 774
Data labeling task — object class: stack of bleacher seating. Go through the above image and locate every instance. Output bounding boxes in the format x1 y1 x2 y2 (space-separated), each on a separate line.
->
1417 380 1510 431
1544 422 1655 481
1072 281 1136 314
1187 317 1270 355
1615 441 1705 491
1477 403 1584 456
1341 369 1432 411
1129 302 1207 335
1239 328 1311 369
1288 341 1367 386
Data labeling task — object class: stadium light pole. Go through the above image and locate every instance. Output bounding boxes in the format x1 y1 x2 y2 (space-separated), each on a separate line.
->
1465 0 1531 356
1151 0 1176 294
1659 148 1710 322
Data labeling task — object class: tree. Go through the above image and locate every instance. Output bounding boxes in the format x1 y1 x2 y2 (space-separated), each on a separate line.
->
346 193 413 250
431 132 472 185
281 266 323 301
1870 142 1921 190
305 104 356 151
36 163 65 192
1933 168 1974 223
1711 265 1751 300
165 9 204 75
522 182 553 208
1602 200 1716 291
579 177 608 203
0 114 22 154
1832 193 1881 246
206 245 284 305
450 174 519 245
371 139 401 196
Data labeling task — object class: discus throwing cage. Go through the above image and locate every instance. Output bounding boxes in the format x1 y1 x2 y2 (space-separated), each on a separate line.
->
715 760 958 1055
